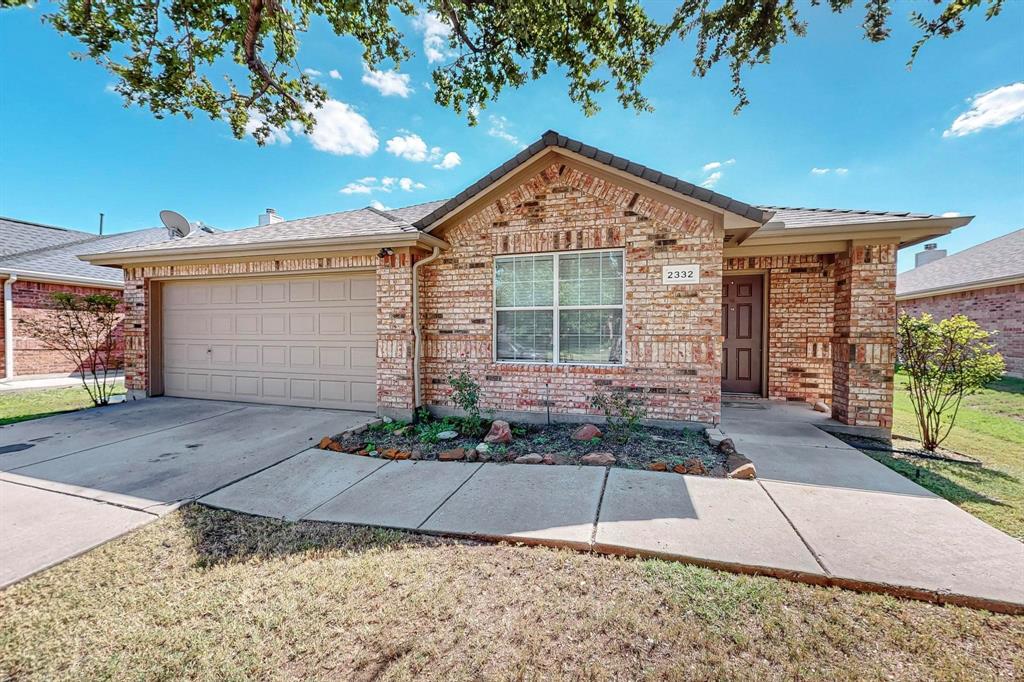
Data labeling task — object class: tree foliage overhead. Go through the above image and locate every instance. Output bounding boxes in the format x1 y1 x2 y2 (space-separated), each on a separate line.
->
0 0 1005 141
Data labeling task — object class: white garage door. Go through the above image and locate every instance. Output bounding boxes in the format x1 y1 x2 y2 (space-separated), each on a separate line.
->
161 274 377 410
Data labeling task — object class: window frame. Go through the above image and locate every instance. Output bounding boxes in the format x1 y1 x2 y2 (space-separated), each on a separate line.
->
492 248 626 367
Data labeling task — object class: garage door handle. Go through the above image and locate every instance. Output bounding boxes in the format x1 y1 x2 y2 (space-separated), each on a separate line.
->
206 347 212 353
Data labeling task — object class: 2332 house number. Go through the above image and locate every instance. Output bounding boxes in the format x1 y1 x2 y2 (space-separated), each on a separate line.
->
662 264 700 285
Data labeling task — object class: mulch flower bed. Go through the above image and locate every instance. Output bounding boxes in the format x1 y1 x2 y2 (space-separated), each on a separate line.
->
319 417 729 476
831 432 982 466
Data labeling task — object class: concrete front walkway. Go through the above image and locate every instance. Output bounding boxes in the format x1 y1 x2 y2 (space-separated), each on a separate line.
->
0 398 372 587
201 409 1024 613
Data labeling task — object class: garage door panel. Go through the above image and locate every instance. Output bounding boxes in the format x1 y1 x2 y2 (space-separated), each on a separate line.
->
163 274 376 410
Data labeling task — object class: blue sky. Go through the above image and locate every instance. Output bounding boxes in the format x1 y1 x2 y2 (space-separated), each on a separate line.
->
1 2 1022 272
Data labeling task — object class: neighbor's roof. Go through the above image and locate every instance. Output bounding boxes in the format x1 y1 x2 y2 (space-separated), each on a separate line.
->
897 228 1024 298
0 216 97 257
0 224 170 284
95 201 450 257
413 130 772 228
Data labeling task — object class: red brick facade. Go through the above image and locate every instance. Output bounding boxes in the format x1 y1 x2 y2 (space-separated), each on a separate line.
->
418 161 723 424
0 278 124 379
108 164 898 430
898 283 1024 378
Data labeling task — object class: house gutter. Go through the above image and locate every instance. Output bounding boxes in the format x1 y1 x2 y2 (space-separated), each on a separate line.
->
0 267 123 290
3 274 17 380
411 247 442 409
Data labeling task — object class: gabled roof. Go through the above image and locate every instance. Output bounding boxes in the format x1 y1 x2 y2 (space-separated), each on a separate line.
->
897 228 1024 298
0 225 171 285
413 130 772 229
0 216 97 257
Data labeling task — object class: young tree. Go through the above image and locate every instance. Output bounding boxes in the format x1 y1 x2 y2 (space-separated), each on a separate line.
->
19 292 125 406
896 313 1004 451
0 0 1004 139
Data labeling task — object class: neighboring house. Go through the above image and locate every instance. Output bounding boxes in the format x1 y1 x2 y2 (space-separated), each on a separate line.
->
897 228 1024 378
81 131 972 433
0 217 171 379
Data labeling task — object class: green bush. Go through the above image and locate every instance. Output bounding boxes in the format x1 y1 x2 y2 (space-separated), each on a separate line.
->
591 388 647 443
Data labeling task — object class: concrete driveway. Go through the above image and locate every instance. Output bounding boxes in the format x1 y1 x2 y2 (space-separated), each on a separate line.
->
0 397 372 587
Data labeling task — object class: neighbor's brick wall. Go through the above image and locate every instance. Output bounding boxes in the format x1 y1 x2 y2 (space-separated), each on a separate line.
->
832 243 897 429
2 280 124 379
416 161 723 424
724 255 835 403
898 283 1023 377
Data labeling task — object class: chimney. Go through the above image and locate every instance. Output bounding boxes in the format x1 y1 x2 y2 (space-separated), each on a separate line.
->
259 208 284 226
915 243 947 268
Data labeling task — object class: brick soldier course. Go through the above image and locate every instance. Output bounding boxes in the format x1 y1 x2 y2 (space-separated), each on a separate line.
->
81 131 975 434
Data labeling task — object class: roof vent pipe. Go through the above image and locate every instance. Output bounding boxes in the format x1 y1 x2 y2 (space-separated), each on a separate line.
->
259 208 284 226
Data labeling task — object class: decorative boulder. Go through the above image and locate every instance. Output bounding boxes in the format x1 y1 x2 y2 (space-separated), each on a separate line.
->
542 454 557 465
572 424 603 441
581 452 616 466
410 448 423 460
515 453 544 464
813 400 832 417
705 429 727 447
718 438 737 455
684 457 707 475
484 420 513 444
380 448 411 460
319 437 342 452
726 453 756 480
649 461 668 472
672 463 687 475
438 447 466 461
436 430 459 441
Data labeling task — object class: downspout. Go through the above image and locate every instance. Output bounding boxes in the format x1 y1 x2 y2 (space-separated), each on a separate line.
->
411 247 442 410
3 274 17 380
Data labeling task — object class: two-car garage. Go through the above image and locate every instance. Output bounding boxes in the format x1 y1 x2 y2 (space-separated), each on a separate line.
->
159 273 377 411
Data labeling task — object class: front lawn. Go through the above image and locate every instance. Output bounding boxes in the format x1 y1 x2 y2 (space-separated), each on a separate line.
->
0 505 1021 680
0 384 126 426
865 374 1024 539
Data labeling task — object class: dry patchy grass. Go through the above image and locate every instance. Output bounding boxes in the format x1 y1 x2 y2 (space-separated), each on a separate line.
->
1 505 1022 681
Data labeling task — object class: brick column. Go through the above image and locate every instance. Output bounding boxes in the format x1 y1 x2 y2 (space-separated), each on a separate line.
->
376 250 417 421
122 270 152 400
831 243 897 430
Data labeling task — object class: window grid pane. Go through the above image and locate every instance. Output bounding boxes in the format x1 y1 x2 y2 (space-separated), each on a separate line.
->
496 310 554 362
558 308 623 364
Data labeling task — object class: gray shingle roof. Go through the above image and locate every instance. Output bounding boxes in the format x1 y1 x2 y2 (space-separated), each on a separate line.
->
99 203 449 256
897 228 1024 297
0 216 97 257
759 206 939 230
412 130 772 229
0 227 170 284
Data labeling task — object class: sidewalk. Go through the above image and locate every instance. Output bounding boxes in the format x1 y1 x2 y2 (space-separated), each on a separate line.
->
0 373 124 392
201 423 1024 613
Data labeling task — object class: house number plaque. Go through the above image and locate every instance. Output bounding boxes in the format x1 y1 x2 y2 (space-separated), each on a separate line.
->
662 264 700 285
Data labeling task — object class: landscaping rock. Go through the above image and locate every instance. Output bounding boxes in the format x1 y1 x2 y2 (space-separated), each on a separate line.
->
672 463 687 475
438 447 466 461
649 461 668 472
382 416 393 424
484 420 513 444
436 430 459 441
542 454 556 465
464 449 479 463
515 453 544 464
572 424 603 441
319 437 342 452
380 448 411 460
718 438 737 455
705 429 727 447
410 448 423 460
355 449 369 456
474 443 492 462
726 453 756 480
684 457 707 475
581 452 616 466
813 400 831 416
393 426 412 437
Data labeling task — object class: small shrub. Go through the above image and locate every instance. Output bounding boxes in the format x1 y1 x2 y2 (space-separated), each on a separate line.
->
592 388 648 443
511 424 528 438
417 419 457 444
447 371 489 436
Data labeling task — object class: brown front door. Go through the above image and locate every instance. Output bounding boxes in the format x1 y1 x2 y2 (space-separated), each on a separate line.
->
722 274 763 394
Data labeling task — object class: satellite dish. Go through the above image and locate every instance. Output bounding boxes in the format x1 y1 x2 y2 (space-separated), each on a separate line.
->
159 210 191 237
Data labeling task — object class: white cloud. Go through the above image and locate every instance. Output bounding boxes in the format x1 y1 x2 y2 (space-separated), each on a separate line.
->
104 83 118 94
810 167 849 176
941 211 961 218
369 200 391 210
386 133 430 161
412 10 452 64
361 64 412 97
303 100 378 156
329 69 342 80
488 115 521 147
434 151 461 170
399 177 426 191
701 158 735 173
339 176 425 195
303 68 322 77
944 82 1024 138
701 171 723 188
244 110 292 146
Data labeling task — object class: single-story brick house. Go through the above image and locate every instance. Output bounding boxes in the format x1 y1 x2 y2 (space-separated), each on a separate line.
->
0 216 172 380
81 131 972 432
898 228 1023 378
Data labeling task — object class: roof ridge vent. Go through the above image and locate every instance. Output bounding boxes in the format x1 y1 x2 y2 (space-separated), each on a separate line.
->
365 205 402 222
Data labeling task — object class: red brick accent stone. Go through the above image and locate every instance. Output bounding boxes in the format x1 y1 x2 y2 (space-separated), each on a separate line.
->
1 279 124 379
898 283 1023 378
418 161 723 424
